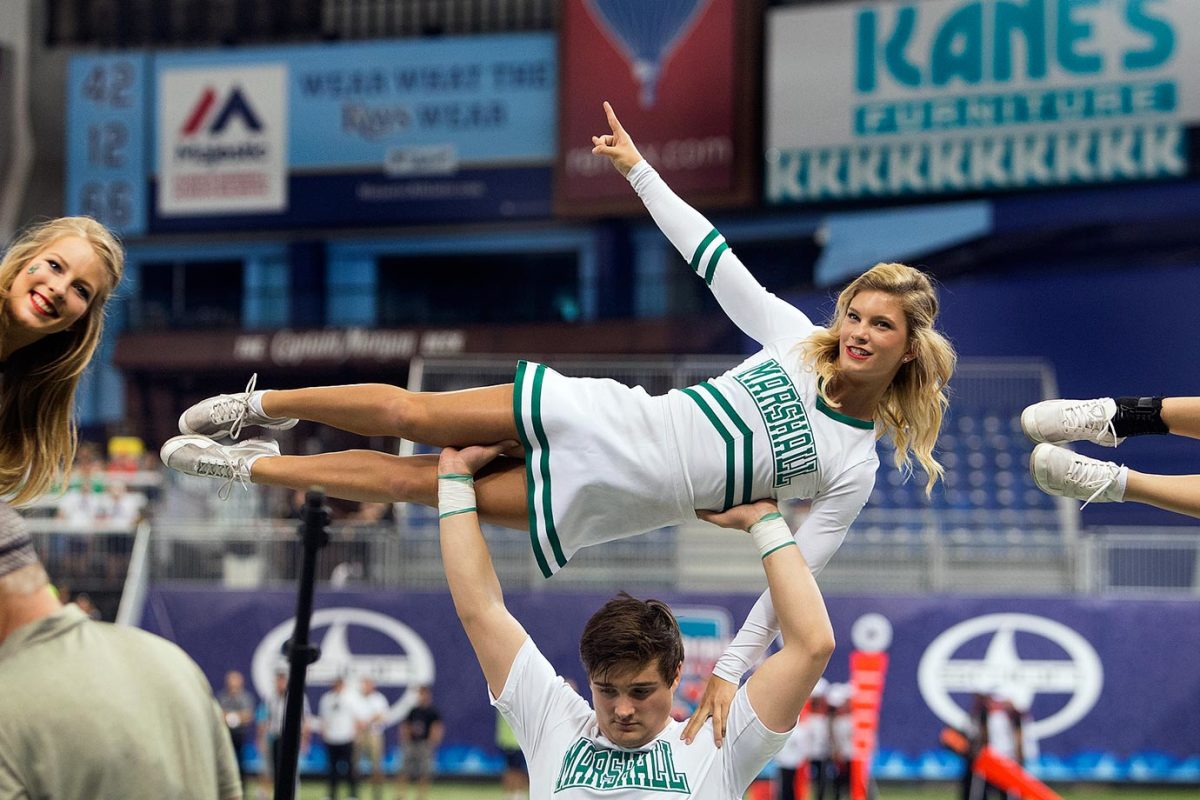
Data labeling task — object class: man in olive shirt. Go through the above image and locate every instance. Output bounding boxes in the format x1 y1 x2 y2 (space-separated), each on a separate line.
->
0 503 240 799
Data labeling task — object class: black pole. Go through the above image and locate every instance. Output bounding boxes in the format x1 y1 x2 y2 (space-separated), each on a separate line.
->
274 488 330 800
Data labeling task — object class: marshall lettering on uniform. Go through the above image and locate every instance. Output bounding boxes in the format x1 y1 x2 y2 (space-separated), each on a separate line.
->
734 359 818 487
554 738 691 794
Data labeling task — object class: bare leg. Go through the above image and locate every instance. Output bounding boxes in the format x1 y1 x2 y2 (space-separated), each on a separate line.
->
249 451 529 529
1124 470 1200 519
1161 398 1200 440
260 383 518 446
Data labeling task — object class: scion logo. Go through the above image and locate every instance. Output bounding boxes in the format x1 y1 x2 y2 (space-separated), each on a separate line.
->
251 608 435 729
181 87 263 136
918 613 1103 740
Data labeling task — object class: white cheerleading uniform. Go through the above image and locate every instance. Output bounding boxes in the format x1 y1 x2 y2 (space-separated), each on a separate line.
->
512 160 880 677
492 638 790 799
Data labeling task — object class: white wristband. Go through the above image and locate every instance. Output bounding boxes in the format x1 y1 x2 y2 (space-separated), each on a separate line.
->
437 474 477 519
748 513 794 559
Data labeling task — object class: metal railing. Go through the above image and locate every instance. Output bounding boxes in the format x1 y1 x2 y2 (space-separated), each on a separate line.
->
96 517 1200 597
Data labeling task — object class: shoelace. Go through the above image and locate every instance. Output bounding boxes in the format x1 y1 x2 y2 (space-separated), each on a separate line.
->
194 451 252 500
1060 400 1119 446
208 373 259 440
1064 457 1122 508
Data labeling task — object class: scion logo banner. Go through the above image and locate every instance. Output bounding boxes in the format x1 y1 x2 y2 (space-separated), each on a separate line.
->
917 612 1103 740
252 607 436 729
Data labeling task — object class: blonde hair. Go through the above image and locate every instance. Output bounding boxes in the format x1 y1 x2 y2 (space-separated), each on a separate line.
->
799 262 956 495
0 217 124 505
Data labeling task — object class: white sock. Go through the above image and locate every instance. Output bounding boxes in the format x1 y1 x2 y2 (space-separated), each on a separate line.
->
247 390 269 418
1114 464 1129 501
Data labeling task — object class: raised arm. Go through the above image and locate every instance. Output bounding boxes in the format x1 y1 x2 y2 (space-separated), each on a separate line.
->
592 101 813 346
697 501 835 735
436 442 529 697
685 462 874 743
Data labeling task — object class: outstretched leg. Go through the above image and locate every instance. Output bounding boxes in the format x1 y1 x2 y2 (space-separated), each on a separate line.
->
1029 442 1200 519
1161 398 1200 440
249 450 530 529
181 379 518 446
261 383 519 446
1124 470 1200 519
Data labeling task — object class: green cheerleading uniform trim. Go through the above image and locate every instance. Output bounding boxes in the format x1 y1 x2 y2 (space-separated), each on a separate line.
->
815 395 875 430
679 382 755 510
688 228 728 287
514 361 567 579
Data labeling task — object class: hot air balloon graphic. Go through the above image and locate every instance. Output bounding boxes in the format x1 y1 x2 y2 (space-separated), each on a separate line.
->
584 0 712 108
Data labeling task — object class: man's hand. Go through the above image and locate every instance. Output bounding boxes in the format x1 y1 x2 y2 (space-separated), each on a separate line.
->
682 675 738 747
438 441 516 477
591 101 644 176
698 499 780 532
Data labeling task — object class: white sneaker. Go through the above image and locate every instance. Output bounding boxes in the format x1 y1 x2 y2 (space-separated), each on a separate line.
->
178 373 298 439
160 435 280 499
1021 398 1123 447
1029 443 1126 507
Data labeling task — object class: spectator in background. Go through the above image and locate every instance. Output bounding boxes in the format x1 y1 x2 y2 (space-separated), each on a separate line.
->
56 458 112 528
397 685 443 800
496 709 528 800
257 667 311 800
0 502 240 799
356 676 390 800
773 710 809 800
827 683 854 800
982 690 1025 800
319 674 362 800
801 681 833 800
218 670 257 784
71 591 101 621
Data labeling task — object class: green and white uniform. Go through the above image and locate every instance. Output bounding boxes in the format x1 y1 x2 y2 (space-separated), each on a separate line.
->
514 160 878 580
492 637 790 799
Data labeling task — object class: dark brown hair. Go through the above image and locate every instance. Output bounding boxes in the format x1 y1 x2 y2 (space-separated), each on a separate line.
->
579 592 683 684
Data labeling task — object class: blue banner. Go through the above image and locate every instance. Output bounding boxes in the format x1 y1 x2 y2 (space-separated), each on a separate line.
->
67 35 556 232
65 55 150 236
141 588 1200 782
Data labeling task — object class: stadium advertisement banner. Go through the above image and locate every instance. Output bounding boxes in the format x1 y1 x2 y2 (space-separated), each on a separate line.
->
555 0 759 214
150 36 556 231
766 0 1200 204
66 35 556 233
142 587 1200 782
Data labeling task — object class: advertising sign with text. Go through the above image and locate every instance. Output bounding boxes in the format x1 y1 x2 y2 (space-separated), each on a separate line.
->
556 0 759 214
766 0 1200 204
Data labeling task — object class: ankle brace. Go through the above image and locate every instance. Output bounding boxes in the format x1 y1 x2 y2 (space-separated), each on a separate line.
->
1113 396 1169 437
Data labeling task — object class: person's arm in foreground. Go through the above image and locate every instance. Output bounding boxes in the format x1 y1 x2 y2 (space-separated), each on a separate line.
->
691 500 835 739
436 441 529 696
684 463 872 744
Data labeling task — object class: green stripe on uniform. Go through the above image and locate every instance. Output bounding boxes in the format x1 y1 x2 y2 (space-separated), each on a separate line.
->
816 395 875 430
698 382 754 504
689 229 720 276
681 387 736 511
513 361 552 579
529 364 567 569
703 241 729 286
